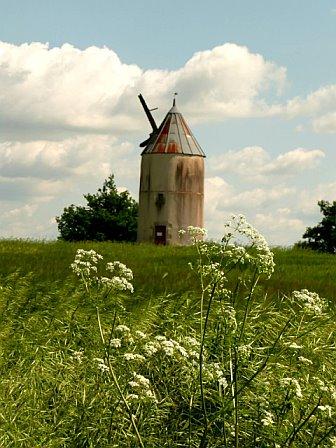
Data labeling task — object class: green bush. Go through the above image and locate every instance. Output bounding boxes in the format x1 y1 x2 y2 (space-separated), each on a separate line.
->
56 175 138 242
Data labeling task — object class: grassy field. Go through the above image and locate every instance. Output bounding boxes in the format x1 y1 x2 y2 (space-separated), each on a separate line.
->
0 239 335 447
0 239 335 300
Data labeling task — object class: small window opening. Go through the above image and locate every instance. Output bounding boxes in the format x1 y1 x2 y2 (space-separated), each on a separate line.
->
155 193 165 209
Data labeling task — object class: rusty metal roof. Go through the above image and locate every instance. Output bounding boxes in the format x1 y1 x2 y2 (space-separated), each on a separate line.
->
141 101 205 157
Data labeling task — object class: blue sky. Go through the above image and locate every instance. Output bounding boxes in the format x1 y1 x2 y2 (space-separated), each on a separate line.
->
0 0 335 244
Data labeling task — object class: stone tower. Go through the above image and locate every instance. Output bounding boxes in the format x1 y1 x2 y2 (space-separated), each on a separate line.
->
137 95 205 245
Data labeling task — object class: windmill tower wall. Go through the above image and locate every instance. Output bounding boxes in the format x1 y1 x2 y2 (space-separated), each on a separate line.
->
137 97 205 245
138 154 204 245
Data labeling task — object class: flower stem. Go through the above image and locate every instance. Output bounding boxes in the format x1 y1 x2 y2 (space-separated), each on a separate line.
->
97 308 144 448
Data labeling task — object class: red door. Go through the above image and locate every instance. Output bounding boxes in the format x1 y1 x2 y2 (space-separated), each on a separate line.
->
154 225 167 245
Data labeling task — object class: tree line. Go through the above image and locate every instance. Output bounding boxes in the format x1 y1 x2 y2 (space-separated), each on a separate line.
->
56 175 336 253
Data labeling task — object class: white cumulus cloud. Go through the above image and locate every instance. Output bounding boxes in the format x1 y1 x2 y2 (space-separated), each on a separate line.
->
0 41 286 140
209 146 324 180
282 84 336 133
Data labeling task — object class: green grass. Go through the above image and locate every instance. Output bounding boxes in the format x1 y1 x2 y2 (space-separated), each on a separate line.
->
0 239 335 446
0 239 335 300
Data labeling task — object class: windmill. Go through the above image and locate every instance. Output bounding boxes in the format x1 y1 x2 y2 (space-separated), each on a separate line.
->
137 94 205 245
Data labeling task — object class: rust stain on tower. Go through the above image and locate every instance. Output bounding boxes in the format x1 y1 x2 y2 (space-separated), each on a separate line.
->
137 94 205 245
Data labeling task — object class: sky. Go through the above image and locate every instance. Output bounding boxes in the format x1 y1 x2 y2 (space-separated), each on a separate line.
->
0 0 336 245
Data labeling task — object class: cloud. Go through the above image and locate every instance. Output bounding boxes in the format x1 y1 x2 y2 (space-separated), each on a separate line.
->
253 210 305 245
204 177 306 245
281 84 336 133
204 175 298 243
0 200 55 239
312 112 336 133
0 134 140 238
205 176 293 212
0 135 136 182
208 146 324 180
0 41 287 140
298 181 336 216
3 203 38 220
284 85 336 117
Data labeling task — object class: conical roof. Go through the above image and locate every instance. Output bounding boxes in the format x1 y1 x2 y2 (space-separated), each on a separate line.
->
141 101 205 157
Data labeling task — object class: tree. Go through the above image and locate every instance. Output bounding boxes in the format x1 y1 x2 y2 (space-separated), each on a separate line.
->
56 175 138 242
298 200 336 253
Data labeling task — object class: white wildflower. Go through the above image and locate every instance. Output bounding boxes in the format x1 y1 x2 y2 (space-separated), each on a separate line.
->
261 410 275 426
162 346 174 356
145 389 157 400
175 344 189 358
280 377 303 398
329 436 336 447
100 276 114 286
71 349 84 363
129 372 157 401
313 377 329 392
298 356 313 365
219 377 228 389
184 336 199 347
124 353 146 362
133 373 150 387
115 325 131 333
106 261 133 281
94 357 109 373
154 335 166 341
71 249 103 282
186 226 207 237
222 215 275 278
292 289 326 315
110 338 122 348
127 393 139 401
144 342 159 356
102 276 133 293
238 343 252 358
161 340 174 348
318 405 332 418
135 330 147 339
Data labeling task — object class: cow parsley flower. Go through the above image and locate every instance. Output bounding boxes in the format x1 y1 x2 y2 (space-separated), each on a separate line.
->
94 357 109 373
219 377 228 389
143 342 159 356
116 325 131 333
106 261 133 281
70 349 84 363
184 336 199 347
318 405 332 418
128 372 157 402
222 215 275 278
329 436 336 447
135 330 147 339
124 353 146 362
126 393 139 401
71 249 103 283
261 410 275 427
292 289 326 315
298 356 313 365
280 377 303 398
110 338 122 348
